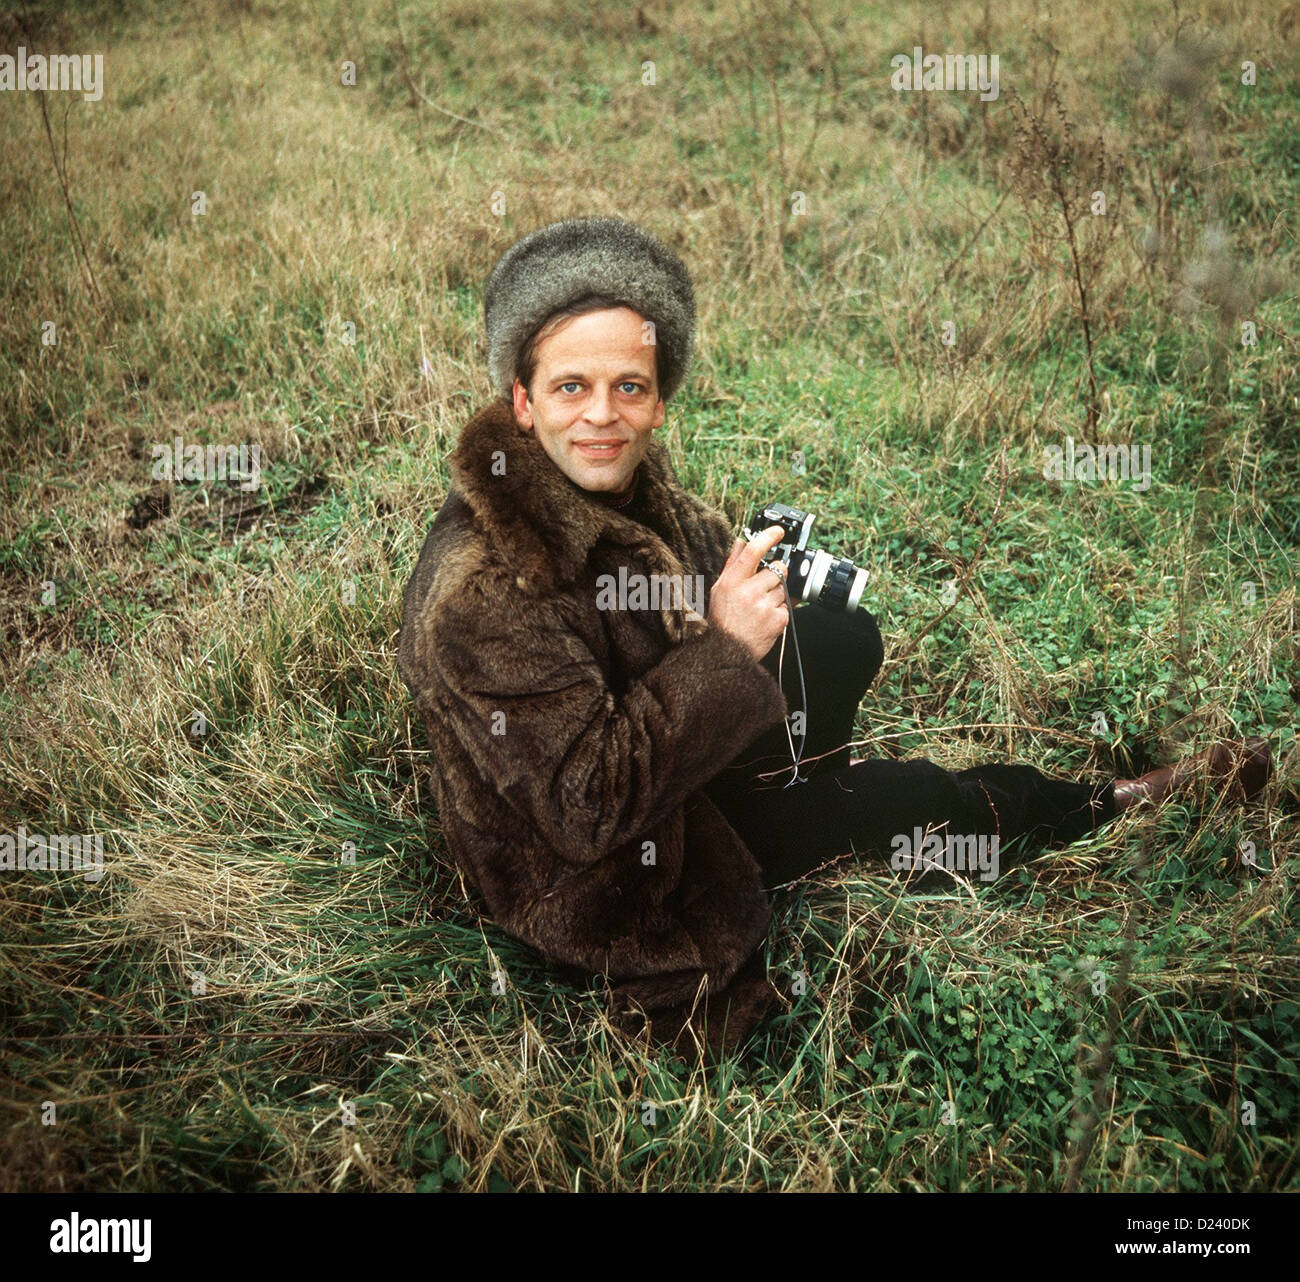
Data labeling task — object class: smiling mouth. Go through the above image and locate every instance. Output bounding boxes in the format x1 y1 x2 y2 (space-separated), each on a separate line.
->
574 440 626 456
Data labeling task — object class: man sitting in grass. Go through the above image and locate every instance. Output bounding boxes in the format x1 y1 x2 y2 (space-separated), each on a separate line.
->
397 215 1272 1058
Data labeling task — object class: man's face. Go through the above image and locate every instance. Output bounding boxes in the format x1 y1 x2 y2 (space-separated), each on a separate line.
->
511 305 665 494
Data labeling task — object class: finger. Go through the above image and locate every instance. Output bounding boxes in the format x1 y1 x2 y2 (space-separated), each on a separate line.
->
735 525 788 576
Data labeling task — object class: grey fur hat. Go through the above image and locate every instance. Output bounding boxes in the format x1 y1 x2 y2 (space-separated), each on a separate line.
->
483 216 696 403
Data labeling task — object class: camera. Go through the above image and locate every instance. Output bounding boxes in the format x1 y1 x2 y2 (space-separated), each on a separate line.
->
744 502 869 614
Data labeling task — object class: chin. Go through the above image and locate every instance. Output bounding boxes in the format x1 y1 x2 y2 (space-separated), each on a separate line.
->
567 454 634 491
579 471 628 493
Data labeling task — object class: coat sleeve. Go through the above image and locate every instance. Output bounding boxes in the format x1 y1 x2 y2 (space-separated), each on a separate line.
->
421 568 788 868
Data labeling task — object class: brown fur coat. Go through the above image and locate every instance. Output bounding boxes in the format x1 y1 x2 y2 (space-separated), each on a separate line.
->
397 397 790 1056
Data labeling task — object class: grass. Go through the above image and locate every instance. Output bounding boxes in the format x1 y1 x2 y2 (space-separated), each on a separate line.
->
0 0 1296 1192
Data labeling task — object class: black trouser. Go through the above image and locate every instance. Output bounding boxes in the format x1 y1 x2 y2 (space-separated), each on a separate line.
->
703 605 1116 890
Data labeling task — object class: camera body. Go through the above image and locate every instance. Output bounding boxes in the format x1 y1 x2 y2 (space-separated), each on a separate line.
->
744 502 869 614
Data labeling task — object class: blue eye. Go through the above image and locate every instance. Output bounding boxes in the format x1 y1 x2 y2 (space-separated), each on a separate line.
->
560 382 580 393
620 382 642 394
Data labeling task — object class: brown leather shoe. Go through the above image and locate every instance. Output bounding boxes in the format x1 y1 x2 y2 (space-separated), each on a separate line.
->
1114 736 1273 812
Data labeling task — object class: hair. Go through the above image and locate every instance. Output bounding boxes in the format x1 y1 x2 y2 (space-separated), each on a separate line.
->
513 293 660 402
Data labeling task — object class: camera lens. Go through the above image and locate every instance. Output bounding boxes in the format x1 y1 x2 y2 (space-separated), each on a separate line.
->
805 551 867 612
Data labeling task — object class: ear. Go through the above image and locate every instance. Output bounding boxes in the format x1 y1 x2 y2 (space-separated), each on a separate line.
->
651 396 666 430
511 379 533 430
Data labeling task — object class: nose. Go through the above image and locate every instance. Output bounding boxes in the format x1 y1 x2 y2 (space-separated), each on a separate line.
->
583 384 619 425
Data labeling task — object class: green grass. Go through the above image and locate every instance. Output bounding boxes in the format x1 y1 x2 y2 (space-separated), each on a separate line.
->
0 0 1296 1191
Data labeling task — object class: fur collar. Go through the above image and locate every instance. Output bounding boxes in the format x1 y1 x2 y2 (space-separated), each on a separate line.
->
447 397 696 599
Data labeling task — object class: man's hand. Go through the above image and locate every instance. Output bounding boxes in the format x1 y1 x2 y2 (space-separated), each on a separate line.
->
707 524 791 661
